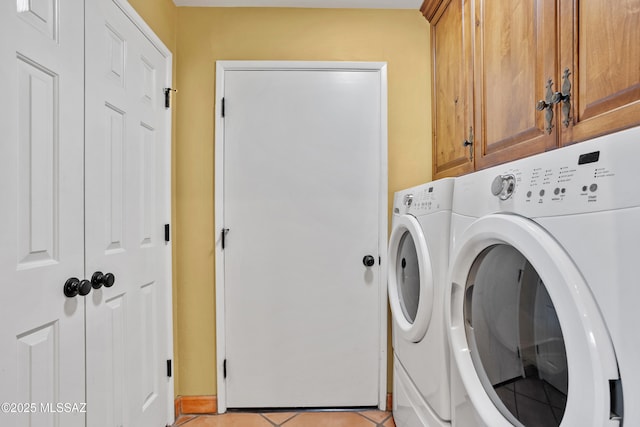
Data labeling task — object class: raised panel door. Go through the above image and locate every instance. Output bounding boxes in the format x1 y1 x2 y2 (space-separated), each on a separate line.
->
0 1 86 426
559 0 640 145
84 0 172 426
430 0 474 179
473 0 558 169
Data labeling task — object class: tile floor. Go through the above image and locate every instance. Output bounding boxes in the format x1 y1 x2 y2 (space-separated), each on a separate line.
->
173 410 395 427
494 376 567 426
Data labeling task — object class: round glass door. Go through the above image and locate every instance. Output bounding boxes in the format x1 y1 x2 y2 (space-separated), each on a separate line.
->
396 231 420 322
388 214 434 342
464 244 567 426
447 214 620 427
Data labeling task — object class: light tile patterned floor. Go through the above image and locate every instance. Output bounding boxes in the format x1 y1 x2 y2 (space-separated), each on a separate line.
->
173 410 395 427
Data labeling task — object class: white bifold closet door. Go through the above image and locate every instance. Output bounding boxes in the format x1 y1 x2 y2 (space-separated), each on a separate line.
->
84 0 172 426
0 1 173 426
0 1 86 426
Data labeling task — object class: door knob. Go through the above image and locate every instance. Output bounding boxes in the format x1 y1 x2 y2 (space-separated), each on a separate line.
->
363 255 376 267
91 271 116 289
63 278 92 298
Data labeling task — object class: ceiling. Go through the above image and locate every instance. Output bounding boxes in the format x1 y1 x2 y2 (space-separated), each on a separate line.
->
172 0 423 9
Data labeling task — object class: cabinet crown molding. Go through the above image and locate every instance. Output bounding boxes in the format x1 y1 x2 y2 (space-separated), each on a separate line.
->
420 0 447 22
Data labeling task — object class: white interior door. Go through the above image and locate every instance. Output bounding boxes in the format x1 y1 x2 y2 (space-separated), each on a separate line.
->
84 1 172 426
0 2 86 427
219 64 387 408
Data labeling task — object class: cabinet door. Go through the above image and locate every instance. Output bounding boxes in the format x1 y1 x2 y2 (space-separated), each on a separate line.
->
430 0 474 179
0 1 86 426
559 0 640 146
473 0 558 169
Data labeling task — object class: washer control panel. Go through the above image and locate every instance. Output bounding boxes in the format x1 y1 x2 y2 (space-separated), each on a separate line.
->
455 125 640 217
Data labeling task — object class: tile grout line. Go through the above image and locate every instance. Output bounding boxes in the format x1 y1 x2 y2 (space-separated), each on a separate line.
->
260 413 280 427
541 384 560 424
377 412 392 427
356 411 391 426
281 413 300 425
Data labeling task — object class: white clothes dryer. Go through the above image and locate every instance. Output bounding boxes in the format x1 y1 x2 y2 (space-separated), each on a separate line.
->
447 126 640 427
388 178 454 427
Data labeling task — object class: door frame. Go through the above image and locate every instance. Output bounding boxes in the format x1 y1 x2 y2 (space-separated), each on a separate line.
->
214 60 388 413
105 0 174 421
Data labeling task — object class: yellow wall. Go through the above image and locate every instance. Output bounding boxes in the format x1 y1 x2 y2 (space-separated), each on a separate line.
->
128 0 177 50
128 1 433 398
175 7 432 397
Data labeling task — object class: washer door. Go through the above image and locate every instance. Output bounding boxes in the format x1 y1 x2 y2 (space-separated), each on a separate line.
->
388 214 434 342
448 214 621 427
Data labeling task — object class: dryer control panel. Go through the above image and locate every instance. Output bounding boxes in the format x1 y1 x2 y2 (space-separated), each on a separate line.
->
453 125 640 217
400 178 454 216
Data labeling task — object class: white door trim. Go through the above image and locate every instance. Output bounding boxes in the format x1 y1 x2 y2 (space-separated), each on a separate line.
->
214 60 388 413
106 0 174 421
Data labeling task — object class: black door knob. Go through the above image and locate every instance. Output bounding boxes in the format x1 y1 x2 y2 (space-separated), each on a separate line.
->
363 255 376 267
64 278 92 298
91 271 116 289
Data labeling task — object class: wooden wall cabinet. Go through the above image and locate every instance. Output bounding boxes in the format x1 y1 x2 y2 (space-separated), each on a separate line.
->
559 0 640 147
423 0 640 179
429 0 474 178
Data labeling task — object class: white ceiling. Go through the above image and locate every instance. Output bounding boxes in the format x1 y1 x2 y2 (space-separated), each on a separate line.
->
173 0 423 9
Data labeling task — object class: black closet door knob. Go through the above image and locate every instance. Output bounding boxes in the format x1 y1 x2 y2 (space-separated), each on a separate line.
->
362 255 376 267
64 278 92 298
103 273 115 288
64 278 80 297
92 271 116 289
78 280 92 296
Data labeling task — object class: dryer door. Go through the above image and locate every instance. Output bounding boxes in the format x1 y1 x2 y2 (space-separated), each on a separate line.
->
388 214 434 342
447 214 621 427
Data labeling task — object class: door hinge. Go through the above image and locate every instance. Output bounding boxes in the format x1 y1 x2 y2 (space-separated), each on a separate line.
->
166 360 172 378
164 88 176 109
221 228 229 249
164 224 170 242
223 359 227 379
221 97 225 117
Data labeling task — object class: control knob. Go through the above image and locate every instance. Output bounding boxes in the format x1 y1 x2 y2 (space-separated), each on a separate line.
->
491 174 516 200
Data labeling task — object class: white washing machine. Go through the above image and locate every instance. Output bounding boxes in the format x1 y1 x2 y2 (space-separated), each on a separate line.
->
388 178 454 427
447 126 640 427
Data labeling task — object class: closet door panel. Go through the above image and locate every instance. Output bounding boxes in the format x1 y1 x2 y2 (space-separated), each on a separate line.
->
0 1 86 426
84 1 172 426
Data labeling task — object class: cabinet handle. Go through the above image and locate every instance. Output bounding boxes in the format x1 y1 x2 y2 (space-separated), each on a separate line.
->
537 71 572 133
536 79 555 135
553 68 572 128
462 126 474 162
